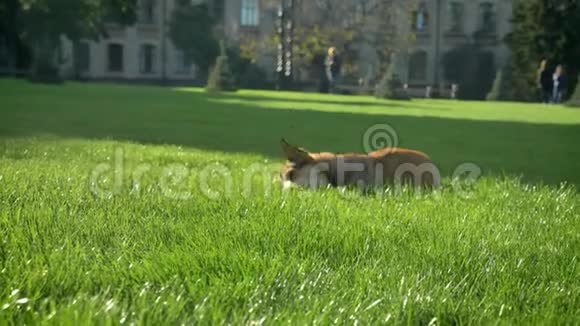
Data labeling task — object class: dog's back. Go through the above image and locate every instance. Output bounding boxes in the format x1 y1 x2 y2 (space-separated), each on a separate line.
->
369 148 439 189
309 148 439 189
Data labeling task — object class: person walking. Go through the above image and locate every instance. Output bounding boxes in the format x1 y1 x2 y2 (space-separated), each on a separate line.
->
537 59 552 103
324 47 342 94
552 64 567 104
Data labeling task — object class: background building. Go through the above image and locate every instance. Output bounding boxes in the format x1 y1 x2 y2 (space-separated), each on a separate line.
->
220 0 514 94
59 0 200 83
54 0 513 91
402 0 513 92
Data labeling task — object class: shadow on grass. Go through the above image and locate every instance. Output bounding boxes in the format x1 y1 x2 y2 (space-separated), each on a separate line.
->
205 93 419 110
1 84 579 186
206 92 458 112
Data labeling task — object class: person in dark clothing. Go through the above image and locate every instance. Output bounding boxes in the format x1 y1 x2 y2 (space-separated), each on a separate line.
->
537 59 552 103
552 65 567 104
314 54 329 93
324 47 342 94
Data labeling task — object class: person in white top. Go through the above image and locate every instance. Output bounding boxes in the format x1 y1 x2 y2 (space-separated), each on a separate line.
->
552 65 567 104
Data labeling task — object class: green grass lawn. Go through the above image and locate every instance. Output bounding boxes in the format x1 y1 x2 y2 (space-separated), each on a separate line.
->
0 79 579 324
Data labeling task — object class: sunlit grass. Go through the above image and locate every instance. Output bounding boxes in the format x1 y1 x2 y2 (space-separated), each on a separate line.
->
0 80 579 324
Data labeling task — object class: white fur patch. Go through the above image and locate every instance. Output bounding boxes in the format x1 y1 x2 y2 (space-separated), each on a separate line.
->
282 180 294 191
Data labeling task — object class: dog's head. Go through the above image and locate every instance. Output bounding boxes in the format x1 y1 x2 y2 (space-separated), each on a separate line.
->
280 139 332 190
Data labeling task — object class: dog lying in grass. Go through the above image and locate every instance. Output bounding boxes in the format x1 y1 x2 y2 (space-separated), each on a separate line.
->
280 139 440 191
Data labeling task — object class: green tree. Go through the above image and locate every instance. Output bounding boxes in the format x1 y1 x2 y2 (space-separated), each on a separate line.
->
206 41 237 92
226 46 269 90
261 0 416 82
355 0 418 75
508 0 580 101
442 44 496 100
374 56 408 100
569 75 580 107
169 1 219 79
486 63 514 101
0 0 19 73
13 0 137 79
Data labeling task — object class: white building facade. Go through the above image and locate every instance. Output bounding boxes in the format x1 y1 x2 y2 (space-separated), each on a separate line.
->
60 0 198 82
57 0 513 90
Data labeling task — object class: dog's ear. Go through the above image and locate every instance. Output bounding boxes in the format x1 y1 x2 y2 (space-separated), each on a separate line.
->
280 138 312 164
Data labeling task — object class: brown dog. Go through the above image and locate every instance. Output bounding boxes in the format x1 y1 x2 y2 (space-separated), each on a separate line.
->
280 139 440 190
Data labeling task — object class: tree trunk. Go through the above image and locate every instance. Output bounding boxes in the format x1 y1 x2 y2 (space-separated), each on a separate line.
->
5 0 19 75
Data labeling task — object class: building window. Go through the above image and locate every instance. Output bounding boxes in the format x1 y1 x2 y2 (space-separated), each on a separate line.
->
138 0 156 24
479 2 496 33
412 3 429 32
107 43 124 72
241 0 259 26
448 1 464 33
139 44 156 74
74 42 90 73
409 51 427 81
